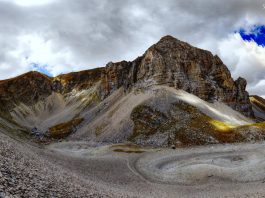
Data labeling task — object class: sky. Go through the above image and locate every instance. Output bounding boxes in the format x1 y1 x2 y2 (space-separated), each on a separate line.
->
0 0 264 97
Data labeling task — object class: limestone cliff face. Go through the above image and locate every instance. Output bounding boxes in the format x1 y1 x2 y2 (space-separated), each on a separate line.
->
100 35 253 117
0 35 254 118
0 35 261 145
100 58 141 97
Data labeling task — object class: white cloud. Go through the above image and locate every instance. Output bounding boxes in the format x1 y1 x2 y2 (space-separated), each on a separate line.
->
0 0 57 7
250 80 265 98
0 0 264 97
4 33 91 77
217 33 265 96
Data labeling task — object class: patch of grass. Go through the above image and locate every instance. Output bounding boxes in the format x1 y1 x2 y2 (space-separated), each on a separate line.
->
111 144 145 153
48 117 84 139
110 143 142 149
209 120 236 132
192 116 245 143
237 121 265 130
129 105 168 140
130 102 250 146
247 122 265 128
113 149 144 153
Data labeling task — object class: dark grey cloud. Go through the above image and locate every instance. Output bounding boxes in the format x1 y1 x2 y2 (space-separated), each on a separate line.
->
0 0 264 96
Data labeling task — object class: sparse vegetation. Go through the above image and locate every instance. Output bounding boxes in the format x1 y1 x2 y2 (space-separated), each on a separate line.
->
251 122 265 128
129 101 256 146
111 144 145 153
113 149 144 153
129 105 168 141
48 117 84 139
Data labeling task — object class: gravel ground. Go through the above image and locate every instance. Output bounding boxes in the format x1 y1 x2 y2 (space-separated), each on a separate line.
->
2 128 265 198
0 131 130 198
48 141 265 198
134 143 265 184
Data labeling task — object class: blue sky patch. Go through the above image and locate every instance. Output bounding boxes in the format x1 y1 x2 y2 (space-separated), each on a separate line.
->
239 25 265 46
30 63 53 77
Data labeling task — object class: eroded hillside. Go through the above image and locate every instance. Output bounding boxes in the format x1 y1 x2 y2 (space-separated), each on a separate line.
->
0 35 264 147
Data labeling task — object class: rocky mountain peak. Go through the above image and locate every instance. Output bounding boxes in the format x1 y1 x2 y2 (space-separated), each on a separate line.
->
101 35 254 117
153 35 190 50
0 35 254 118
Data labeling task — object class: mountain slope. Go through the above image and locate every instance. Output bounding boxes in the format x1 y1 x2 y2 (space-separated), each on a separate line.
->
0 35 264 146
250 95 265 121
69 85 261 147
101 35 253 117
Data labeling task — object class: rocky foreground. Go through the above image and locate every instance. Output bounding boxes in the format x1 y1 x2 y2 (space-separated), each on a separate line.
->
2 128 265 198
0 35 265 197
0 131 127 198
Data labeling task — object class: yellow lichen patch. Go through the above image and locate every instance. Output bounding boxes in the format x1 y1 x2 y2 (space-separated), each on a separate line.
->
243 122 265 129
48 117 84 139
210 120 236 132
254 122 265 128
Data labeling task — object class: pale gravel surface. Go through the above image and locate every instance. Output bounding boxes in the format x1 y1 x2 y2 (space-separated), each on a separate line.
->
49 141 265 198
0 131 133 198
2 128 265 197
134 143 265 184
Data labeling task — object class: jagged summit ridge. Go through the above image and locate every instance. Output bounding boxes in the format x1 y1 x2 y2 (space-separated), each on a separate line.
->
0 35 253 118
101 35 253 117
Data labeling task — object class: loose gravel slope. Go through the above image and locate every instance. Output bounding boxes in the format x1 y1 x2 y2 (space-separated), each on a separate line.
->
0 130 128 198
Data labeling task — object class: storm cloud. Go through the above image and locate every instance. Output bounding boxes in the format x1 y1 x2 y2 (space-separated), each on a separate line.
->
0 0 264 96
